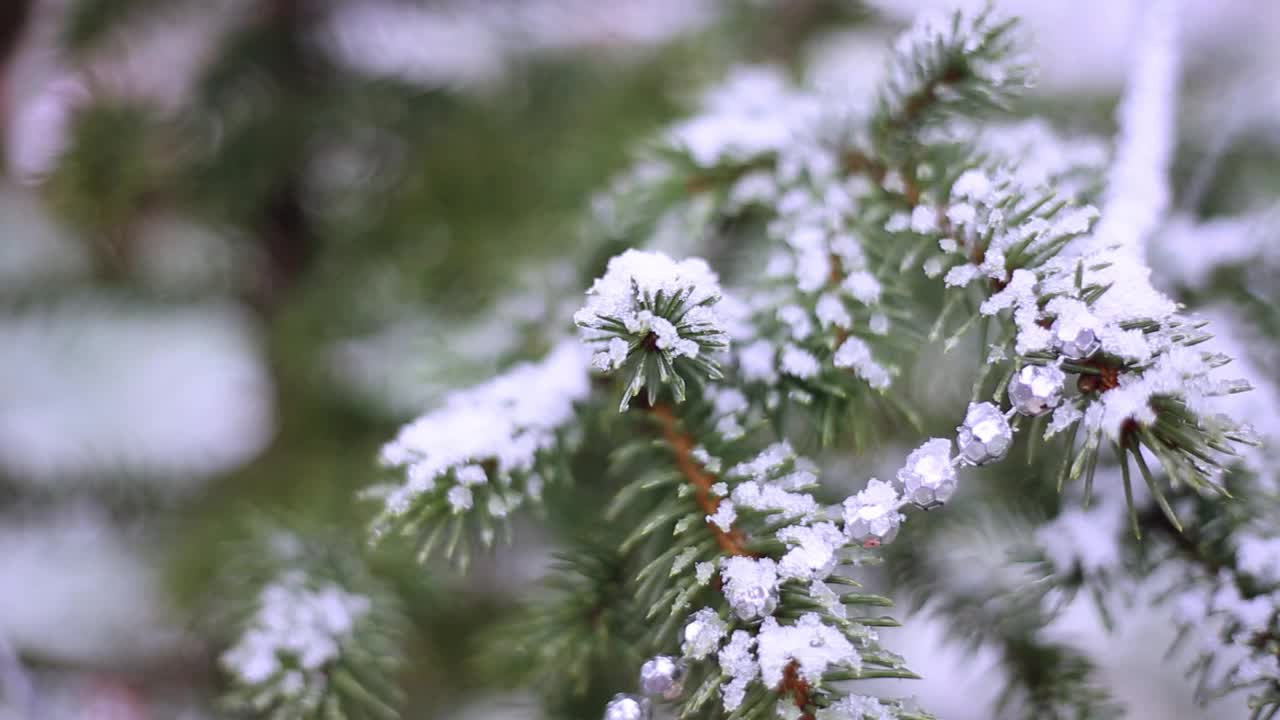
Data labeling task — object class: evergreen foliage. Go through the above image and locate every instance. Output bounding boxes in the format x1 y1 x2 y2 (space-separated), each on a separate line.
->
4 2 1280 720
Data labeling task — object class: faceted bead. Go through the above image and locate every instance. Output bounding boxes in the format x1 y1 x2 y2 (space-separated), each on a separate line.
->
956 402 1013 466
721 557 780 621
897 439 957 507
604 694 652 720
1008 364 1066 416
681 609 726 659
1052 317 1101 359
843 479 903 545
727 583 778 620
639 655 686 700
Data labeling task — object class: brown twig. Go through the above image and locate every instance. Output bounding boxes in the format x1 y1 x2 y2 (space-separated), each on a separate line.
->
647 402 751 557
648 403 821 715
781 661 817 720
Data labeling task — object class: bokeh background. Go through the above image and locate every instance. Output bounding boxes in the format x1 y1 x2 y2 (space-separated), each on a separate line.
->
1 0 1278 718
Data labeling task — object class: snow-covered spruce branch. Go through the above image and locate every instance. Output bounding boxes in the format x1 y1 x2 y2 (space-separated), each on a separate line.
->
599 4 1254 529
1150 479 1280 717
214 530 407 720
345 6 1262 720
575 251 940 720
365 339 591 566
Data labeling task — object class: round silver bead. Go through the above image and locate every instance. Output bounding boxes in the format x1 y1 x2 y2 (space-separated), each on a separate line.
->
897 438 957 507
639 655 686 700
843 480 903 545
1008 364 1066 416
956 402 1013 466
728 584 778 621
604 694 652 720
681 610 726 659
1052 318 1100 359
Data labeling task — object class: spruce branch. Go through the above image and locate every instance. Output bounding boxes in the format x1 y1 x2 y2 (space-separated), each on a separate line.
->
1128 476 1280 715
575 249 963 720
209 526 408 720
870 6 1029 163
345 5 1263 719
363 339 592 566
480 535 647 715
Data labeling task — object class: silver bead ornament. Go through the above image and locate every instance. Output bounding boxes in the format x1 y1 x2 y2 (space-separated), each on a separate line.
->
639 655 687 700
897 438 957 507
604 694 652 720
956 402 1013 466
843 481 902 545
1052 317 1101 359
1008 364 1066 417
727 582 778 621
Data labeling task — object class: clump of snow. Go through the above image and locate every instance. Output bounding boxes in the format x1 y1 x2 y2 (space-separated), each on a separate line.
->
833 336 893 389
757 613 859 686
373 339 590 533
575 249 728 367
781 344 821 379
669 66 821 168
221 571 371 710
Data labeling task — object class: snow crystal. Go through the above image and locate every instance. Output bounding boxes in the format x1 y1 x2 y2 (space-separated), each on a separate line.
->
947 202 977 227
1157 210 1279 289
944 263 979 288
1044 403 1083 438
1236 535 1280 585
910 205 939 234
884 212 910 234
868 313 890 335
817 695 895 720
1036 507 1122 576
728 442 795 481
446 485 474 512
671 547 699 576
731 481 819 521
729 171 779 208
1090 0 1180 262
708 500 738 532
843 271 882 305
778 305 815 340
695 561 718 586
669 66 820 168
952 169 992 200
